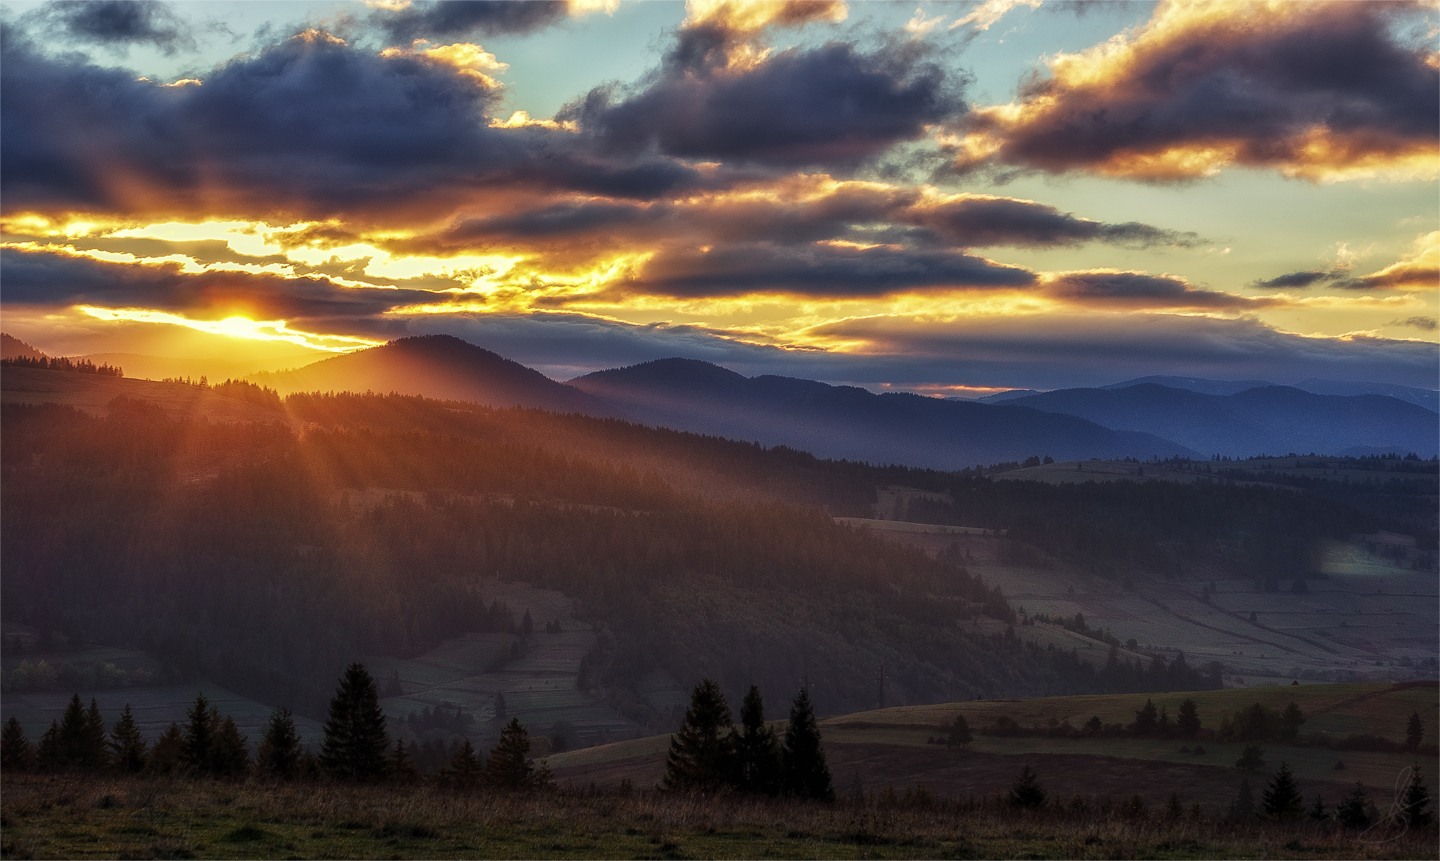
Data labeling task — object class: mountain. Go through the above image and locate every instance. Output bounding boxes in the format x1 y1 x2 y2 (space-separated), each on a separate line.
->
251 335 605 415
1005 383 1438 458
2 333 47 360
1104 373 1439 413
571 358 1196 468
975 389 1041 403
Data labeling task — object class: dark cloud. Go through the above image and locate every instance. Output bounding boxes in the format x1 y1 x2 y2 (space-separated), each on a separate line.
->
566 40 962 168
950 2 1439 180
803 313 1440 391
0 247 435 321
1045 271 1264 309
1338 262 1439 291
0 28 702 222
911 197 1197 248
1388 316 1438 331
615 243 1035 299
37 0 193 54
371 1 569 43
1251 269 1340 290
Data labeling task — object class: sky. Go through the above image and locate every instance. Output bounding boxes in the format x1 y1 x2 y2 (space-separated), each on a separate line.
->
1 0 1437 394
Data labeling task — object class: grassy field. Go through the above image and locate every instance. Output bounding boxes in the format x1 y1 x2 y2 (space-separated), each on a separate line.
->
2 774 1435 860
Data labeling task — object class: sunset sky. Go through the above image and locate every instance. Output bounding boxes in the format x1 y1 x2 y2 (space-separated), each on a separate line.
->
2 0 1436 394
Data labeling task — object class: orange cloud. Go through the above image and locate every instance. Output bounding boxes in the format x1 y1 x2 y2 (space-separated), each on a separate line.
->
947 0 1439 181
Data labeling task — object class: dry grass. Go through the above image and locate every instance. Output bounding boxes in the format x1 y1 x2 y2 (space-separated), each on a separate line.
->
2 774 1434 859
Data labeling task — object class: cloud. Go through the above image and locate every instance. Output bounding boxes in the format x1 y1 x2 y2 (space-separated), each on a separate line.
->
909 195 1198 248
801 312 1440 390
36 0 193 54
945 0 1439 181
1388 316 1438 332
370 1 571 43
609 243 1035 299
1043 270 1268 310
0 28 704 222
1339 231 1440 291
565 21 961 168
1251 269 1341 290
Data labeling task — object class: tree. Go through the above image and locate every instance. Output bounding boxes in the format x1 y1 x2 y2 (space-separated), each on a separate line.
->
1405 712 1423 752
1176 699 1201 739
733 686 780 795
257 708 301 780
388 739 416 782
946 714 973 749
148 722 185 774
1133 698 1158 736
662 679 736 793
1008 763 1046 809
109 705 147 773
1230 777 1255 820
782 687 833 801
488 717 542 790
82 698 109 770
1401 766 1431 829
183 694 218 776
2 717 35 772
1235 744 1266 772
445 739 483 789
1336 782 1371 829
36 721 61 771
212 716 250 778
1278 701 1305 742
1262 762 1303 819
1307 794 1327 822
320 663 389 781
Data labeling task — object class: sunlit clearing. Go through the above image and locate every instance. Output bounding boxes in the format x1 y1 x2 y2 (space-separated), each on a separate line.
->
76 306 381 353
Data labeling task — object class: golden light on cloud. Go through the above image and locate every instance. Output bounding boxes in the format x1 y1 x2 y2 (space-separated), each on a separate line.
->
489 110 578 131
381 41 508 88
76 306 381 353
684 0 846 34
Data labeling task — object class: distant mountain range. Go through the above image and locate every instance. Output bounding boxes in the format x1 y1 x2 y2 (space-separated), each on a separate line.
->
7 332 1434 466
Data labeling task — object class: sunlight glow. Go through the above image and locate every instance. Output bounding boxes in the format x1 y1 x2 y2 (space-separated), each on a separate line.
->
76 306 381 353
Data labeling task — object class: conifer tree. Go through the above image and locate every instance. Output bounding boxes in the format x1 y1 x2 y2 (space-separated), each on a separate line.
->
57 694 88 768
82 698 109 770
320 663 389 781
733 685 780 795
1133 698 1158 736
37 720 61 772
1176 699 1201 739
212 716 250 778
1307 794 1327 821
183 694 218 776
662 678 735 793
1401 766 1431 829
109 705 147 773
446 739 483 789
2 717 35 771
148 722 185 774
782 687 833 801
488 717 540 790
257 707 301 780
1278 701 1305 741
946 714 972 749
1405 712 1423 752
1230 777 1255 820
1235 744 1266 771
1008 763 1046 809
1262 762 1302 819
1336 782 1371 829
388 739 416 782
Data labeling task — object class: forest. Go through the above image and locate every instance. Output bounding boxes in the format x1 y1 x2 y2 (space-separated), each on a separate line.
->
4 385 1422 724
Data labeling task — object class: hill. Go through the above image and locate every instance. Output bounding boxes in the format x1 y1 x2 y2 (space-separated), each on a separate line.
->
1005 383 1438 458
252 335 604 415
1 333 46 360
572 358 1196 468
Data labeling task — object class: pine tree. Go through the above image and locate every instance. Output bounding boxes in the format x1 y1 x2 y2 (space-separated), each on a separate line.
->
1230 777 1255 820
257 707 301 780
183 694 218 776
1278 701 1305 741
1 717 35 771
37 720 61 771
82 698 109 770
109 705 147 773
320 663 389 781
733 685 780 795
1405 712 1423 752
488 717 539 790
1176 699 1201 739
148 722 185 774
1262 762 1303 819
1336 782 1370 829
56 694 89 769
1008 763 1046 809
782 687 833 801
212 716 250 778
662 678 735 793
946 714 972 749
1235 744 1266 771
446 739 483 789
388 739 416 782
1133 698 1158 736
1307 794 1327 821
1401 766 1431 829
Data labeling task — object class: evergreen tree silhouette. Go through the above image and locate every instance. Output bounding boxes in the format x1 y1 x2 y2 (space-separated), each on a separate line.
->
212 716 250 778
183 694 218 776
1008 763 1046 809
109 705 147 773
1401 766 1431 829
1336 782 1370 829
148 722 185 774
257 707 301 780
733 685 780 795
1176 699 1201 739
946 714 972 748
489 717 542 789
446 739 483 789
320 663 389 781
1262 762 1302 819
662 678 735 793
782 686 833 801
388 739 416 782
1 717 34 771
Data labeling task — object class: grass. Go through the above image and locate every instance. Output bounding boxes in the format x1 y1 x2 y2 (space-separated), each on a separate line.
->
3 774 1435 860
